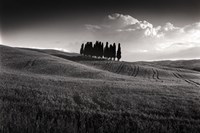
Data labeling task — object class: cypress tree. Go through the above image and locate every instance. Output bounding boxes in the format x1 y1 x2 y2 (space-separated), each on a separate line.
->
84 42 88 56
113 43 116 60
94 41 97 57
109 44 113 60
89 42 93 57
104 42 109 58
80 43 84 55
117 43 121 61
97 41 101 58
87 42 90 56
101 42 104 58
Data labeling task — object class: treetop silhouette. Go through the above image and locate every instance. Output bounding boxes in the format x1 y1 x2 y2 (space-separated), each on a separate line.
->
80 41 122 61
117 43 121 61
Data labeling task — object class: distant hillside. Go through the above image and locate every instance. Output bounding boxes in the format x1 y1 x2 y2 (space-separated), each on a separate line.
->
148 59 200 72
21 46 200 72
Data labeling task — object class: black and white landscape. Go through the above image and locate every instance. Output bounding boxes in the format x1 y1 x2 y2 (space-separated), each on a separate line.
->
1 0 200 132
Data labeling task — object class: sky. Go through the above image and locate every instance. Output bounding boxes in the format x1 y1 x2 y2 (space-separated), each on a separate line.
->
1 0 200 61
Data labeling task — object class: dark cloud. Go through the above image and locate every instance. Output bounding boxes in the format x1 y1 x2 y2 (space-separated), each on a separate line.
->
2 0 200 35
2 0 200 24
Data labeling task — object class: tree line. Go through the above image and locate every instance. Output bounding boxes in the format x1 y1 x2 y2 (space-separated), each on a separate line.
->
80 41 121 61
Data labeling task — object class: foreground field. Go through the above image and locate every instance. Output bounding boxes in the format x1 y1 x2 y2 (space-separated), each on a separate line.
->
0 45 200 133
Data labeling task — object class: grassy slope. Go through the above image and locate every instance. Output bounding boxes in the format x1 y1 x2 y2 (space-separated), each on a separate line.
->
145 59 200 72
1 45 200 133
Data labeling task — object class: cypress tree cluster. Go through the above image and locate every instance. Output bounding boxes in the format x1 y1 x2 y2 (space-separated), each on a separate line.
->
80 41 121 61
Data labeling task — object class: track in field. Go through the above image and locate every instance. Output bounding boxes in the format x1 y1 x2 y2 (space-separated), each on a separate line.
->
152 68 160 80
131 65 137 76
81 61 199 85
173 72 200 87
24 59 36 68
116 63 124 74
133 66 139 77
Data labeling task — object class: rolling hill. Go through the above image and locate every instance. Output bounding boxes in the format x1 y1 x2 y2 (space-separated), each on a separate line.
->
1 44 200 133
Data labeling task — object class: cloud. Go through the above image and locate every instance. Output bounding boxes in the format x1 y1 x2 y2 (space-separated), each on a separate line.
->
182 22 200 42
156 22 200 51
85 13 165 51
163 22 179 31
86 13 164 39
85 24 101 31
85 13 200 61
107 13 139 27
184 22 200 32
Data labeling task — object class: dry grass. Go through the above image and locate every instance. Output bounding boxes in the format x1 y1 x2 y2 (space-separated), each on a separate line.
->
1 45 200 133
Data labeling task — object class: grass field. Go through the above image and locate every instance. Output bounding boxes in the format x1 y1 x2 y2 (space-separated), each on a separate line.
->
0 45 200 133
